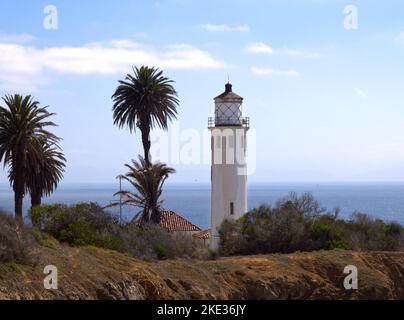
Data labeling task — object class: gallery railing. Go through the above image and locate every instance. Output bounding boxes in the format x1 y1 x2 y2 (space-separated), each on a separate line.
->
208 117 250 129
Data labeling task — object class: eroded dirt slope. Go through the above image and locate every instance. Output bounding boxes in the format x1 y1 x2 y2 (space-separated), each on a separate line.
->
0 245 403 300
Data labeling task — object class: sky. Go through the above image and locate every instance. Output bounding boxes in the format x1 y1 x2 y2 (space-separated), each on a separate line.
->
1 0 404 184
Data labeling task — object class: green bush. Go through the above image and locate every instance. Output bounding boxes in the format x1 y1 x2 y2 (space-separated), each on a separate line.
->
153 244 167 259
0 210 34 264
119 223 203 260
32 229 59 249
343 213 404 251
29 203 123 250
219 197 318 255
29 203 205 260
219 193 404 256
310 215 349 250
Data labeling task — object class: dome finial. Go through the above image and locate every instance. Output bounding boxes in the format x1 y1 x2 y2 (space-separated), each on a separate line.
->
225 82 232 93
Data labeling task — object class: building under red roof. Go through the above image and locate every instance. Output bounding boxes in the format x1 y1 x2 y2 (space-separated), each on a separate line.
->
159 210 202 233
193 229 211 240
133 210 209 242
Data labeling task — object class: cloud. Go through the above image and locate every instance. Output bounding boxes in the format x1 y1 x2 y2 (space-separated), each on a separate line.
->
354 88 368 100
0 33 36 44
160 44 225 69
201 24 249 32
251 66 299 77
0 39 225 91
244 42 320 58
244 42 274 54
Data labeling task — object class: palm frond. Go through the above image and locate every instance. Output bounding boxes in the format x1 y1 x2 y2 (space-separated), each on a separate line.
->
118 155 175 224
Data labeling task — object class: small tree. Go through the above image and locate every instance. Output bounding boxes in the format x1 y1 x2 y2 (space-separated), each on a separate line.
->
116 156 175 224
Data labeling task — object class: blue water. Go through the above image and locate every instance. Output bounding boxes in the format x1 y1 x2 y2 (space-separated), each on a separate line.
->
1 182 404 230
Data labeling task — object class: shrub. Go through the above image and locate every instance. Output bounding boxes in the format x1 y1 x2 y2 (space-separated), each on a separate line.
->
32 229 59 249
29 203 206 260
192 246 218 260
118 223 203 260
219 219 248 256
219 193 404 256
29 203 123 250
0 210 34 264
153 244 166 259
343 213 404 251
220 200 314 255
310 215 349 250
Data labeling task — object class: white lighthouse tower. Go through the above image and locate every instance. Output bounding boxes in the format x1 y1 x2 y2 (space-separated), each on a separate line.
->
208 83 249 249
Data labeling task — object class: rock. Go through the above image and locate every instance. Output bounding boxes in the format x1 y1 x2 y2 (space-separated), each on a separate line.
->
178 280 192 291
96 288 117 300
117 280 144 300
245 279 278 299
164 278 178 291
96 280 144 300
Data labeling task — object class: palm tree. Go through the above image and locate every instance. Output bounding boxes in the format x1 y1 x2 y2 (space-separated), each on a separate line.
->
116 156 175 224
25 141 66 208
0 94 59 221
112 66 179 164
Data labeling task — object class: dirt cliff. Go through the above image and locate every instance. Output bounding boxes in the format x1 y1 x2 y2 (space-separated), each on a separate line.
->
0 244 403 300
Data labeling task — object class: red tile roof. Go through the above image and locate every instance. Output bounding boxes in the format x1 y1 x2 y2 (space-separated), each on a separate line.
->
193 229 211 240
159 210 202 232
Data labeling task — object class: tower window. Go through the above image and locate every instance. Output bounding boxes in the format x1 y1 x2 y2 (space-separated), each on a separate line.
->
230 202 234 215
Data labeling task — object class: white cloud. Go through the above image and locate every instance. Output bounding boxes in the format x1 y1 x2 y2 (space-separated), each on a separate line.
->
0 40 225 91
160 44 224 69
251 66 299 77
244 42 320 58
244 42 274 54
201 24 249 32
0 33 36 44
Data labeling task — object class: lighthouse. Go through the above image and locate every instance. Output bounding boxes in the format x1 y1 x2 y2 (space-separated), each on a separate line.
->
208 83 249 249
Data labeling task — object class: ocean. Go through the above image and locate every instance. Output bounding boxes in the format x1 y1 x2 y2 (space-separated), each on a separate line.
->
1 182 404 230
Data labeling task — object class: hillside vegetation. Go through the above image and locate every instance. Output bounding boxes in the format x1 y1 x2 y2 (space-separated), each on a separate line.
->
1 193 404 300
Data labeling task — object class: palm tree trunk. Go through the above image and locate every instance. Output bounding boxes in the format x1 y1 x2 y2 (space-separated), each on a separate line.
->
13 146 25 222
14 191 23 222
151 208 161 224
140 124 151 165
30 190 42 208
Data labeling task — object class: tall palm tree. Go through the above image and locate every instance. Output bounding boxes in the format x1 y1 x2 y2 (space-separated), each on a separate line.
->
25 141 66 208
116 156 175 224
112 66 179 164
0 94 59 221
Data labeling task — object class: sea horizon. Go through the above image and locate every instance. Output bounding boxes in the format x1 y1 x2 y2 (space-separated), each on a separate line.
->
1 181 404 229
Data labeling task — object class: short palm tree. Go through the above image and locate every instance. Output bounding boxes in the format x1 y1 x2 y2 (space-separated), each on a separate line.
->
25 141 66 208
0 94 59 221
112 66 179 164
116 156 175 224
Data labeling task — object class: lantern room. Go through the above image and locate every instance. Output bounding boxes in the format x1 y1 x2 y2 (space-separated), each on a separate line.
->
209 83 248 127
